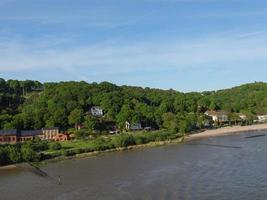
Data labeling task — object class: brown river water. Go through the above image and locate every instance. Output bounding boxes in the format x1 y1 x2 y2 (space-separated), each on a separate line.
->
1 130 267 200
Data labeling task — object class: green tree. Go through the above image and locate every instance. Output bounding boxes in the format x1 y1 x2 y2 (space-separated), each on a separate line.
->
83 115 97 131
68 108 84 130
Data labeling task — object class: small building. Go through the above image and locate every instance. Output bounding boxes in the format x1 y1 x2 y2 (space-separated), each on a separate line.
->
257 115 267 123
19 130 43 142
125 121 142 131
91 106 103 117
53 133 70 141
204 110 228 123
0 130 18 144
42 127 59 140
0 127 61 144
238 114 247 121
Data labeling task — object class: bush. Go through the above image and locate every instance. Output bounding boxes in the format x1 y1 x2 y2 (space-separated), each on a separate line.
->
133 135 146 145
84 147 94 153
74 130 89 139
50 142 62 151
61 149 76 157
5 145 22 163
92 137 112 151
32 140 49 151
112 134 136 148
75 148 85 154
21 145 41 162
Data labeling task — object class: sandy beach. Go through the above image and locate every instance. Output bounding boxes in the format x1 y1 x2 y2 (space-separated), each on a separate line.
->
185 123 267 142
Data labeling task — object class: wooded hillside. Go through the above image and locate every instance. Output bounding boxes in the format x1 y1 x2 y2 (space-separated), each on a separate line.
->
0 78 266 134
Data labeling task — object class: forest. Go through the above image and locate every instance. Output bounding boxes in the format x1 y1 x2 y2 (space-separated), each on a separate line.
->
1 78 267 135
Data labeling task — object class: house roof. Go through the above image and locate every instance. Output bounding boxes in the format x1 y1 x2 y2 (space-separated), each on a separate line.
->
42 127 59 131
0 129 18 136
91 106 102 110
20 130 43 137
0 128 59 137
205 110 228 116
205 110 218 116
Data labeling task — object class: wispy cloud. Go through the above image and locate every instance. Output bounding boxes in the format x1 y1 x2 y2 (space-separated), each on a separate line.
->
1 31 267 75
1 0 267 91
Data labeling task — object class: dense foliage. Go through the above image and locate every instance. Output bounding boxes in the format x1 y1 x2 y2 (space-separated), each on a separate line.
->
51 131 180 158
0 78 266 134
0 140 48 166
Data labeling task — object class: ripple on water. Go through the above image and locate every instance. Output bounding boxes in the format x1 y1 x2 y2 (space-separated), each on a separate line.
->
2 131 267 200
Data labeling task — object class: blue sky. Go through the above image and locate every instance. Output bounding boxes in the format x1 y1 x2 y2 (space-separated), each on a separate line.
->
1 0 267 91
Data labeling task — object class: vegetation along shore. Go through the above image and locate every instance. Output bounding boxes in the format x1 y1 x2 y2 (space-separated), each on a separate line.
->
2 78 267 167
1 124 267 170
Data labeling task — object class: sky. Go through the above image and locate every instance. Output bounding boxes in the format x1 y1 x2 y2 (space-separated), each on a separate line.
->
1 0 267 92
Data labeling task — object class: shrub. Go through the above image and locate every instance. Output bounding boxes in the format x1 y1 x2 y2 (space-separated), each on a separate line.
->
112 134 136 148
21 145 41 162
61 150 76 157
50 142 62 151
74 130 89 139
75 148 85 154
92 137 112 151
134 135 146 145
32 140 49 151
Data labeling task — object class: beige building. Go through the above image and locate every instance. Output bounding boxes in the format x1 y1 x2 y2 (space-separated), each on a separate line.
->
205 110 229 123
42 128 59 140
125 121 142 131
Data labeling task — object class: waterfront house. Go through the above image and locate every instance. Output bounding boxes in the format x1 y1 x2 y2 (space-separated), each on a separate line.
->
125 121 142 131
204 110 229 123
42 127 59 140
19 130 43 142
257 115 267 123
91 106 103 117
0 127 66 144
0 130 18 144
238 114 247 121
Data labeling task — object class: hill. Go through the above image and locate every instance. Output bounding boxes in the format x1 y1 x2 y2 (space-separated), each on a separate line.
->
0 78 266 134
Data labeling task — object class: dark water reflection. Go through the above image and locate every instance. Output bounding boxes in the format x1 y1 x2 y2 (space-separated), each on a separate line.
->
1 131 267 200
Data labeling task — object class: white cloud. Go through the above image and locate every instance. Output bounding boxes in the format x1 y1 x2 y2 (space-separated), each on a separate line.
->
1 31 267 74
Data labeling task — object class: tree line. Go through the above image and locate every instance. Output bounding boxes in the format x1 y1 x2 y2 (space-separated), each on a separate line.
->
0 78 266 135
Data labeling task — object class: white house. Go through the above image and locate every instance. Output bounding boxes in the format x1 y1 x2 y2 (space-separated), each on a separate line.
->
257 115 267 123
91 106 103 116
125 121 142 131
205 110 228 123
238 114 247 121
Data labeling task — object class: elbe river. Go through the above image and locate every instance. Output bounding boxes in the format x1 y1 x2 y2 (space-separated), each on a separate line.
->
1 131 267 200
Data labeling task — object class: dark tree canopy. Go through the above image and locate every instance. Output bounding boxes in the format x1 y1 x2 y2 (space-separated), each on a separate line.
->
0 78 265 133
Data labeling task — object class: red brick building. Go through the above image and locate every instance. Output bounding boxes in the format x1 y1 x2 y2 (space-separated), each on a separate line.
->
0 130 18 144
0 128 70 144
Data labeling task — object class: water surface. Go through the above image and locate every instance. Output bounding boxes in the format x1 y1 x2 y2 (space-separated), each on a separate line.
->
1 131 267 200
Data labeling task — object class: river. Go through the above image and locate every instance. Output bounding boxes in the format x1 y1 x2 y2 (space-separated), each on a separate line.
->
1 131 267 200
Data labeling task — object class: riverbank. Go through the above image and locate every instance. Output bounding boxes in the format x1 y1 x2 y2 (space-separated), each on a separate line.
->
42 137 186 165
185 123 267 142
0 138 184 170
2 124 267 170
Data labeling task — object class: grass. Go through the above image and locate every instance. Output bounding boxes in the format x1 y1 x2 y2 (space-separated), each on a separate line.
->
43 130 182 159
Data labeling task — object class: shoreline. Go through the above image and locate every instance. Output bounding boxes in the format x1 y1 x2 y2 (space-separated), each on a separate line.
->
0 138 184 170
1 123 267 170
38 137 185 165
185 123 267 142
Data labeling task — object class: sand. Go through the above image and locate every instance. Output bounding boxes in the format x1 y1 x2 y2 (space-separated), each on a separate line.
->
185 123 267 142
